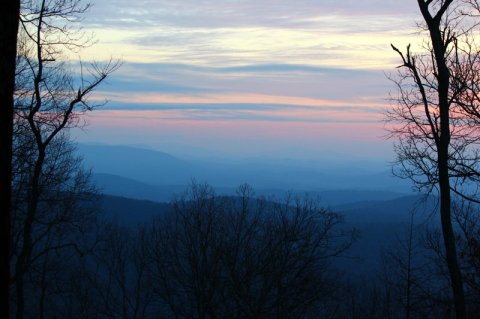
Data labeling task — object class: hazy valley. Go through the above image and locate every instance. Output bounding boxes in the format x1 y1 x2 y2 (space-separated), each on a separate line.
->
82 143 440 282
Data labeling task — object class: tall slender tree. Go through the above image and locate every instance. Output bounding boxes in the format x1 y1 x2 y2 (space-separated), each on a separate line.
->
0 1 21 318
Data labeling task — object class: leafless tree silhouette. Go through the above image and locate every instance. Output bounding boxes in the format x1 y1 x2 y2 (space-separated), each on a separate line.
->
145 182 356 319
386 1 480 317
10 1 119 318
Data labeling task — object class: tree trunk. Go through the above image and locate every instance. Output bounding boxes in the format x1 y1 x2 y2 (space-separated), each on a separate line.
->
415 1 466 317
427 10 466 319
15 148 46 319
0 1 20 318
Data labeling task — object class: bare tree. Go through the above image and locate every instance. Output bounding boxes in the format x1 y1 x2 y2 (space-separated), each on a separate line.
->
11 1 119 318
10 131 100 319
386 1 480 317
0 2 21 318
145 182 355 319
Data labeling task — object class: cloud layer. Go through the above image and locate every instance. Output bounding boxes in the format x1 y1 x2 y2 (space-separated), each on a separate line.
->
70 1 424 160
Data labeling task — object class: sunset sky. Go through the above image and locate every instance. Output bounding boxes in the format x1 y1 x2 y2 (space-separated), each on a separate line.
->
73 0 423 162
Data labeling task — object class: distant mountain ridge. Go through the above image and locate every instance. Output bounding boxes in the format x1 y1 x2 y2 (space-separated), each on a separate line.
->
79 143 412 193
92 172 411 206
92 173 184 202
336 194 437 223
79 144 196 185
99 192 435 226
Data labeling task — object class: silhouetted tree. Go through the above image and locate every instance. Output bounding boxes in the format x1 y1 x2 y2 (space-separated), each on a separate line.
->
386 1 480 317
11 1 119 318
10 131 99 319
145 182 356 319
1 2 20 318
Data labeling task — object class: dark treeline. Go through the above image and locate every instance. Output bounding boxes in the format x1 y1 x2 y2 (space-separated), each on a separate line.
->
9 162 480 318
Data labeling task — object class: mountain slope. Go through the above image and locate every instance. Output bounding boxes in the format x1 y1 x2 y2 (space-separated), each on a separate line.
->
93 173 185 202
79 143 412 192
79 144 197 185
336 194 437 223
98 194 171 225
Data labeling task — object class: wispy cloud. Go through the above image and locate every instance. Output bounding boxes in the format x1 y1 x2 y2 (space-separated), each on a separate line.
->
98 61 389 105
80 1 419 69
94 100 383 124
71 0 418 160
85 0 417 30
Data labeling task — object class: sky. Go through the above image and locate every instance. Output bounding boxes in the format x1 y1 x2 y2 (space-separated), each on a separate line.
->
72 0 423 163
